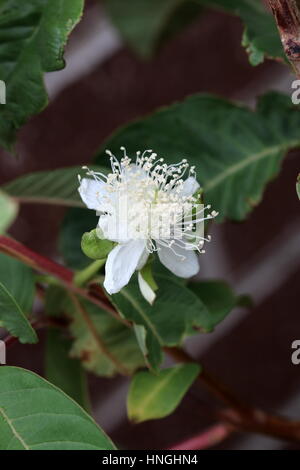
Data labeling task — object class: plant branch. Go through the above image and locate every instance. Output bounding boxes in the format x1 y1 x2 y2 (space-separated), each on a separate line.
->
165 346 300 444
166 423 234 450
0 236 128 325
268 0 300 76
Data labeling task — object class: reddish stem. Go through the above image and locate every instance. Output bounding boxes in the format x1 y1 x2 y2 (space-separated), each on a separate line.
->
167 423 233 450
0 236 126 323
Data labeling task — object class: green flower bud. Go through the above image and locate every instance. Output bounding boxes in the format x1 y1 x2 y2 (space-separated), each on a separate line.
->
81 229 115 260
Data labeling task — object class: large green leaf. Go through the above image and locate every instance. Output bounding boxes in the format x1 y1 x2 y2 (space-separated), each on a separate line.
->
0 253 35 314
188 280 249 331
0 191 18 234
106 0 202 58
0 0 84 151
96 92 300 221
199 0 284 65
45 328 90 410
66 297 145 377
0 367 116 450
0 281 37 343
127 363 200 423
2 166 107 208
111 274 211 369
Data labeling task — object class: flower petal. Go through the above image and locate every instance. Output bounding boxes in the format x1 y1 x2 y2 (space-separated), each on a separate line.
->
104 240 147 294
78 178 107 211
138 272 156 305
158 244 199 278
136 249 149 270
181 176 200 197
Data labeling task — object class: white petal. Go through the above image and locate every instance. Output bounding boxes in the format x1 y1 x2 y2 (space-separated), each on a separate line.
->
181 177 200 197
138 272 156 305
158 244 199 278
136 249 149 270
104 240 147 294
78 178 106 211
98 214 131 244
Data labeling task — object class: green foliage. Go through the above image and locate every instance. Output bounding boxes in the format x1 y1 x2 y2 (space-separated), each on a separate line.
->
0 0 84 152
106 0 202 58
0 253 35 314
96 92 300 222
81 229 115 260
0 253 37 343
127 363 200 422
0 282 37 343
0 367 116 450
106 0 283 66
2 166 107 207
199 0 284 66
189 280 249 331
59 208 99 269
66 296 145 377
45 328 90 410
111 274 211 370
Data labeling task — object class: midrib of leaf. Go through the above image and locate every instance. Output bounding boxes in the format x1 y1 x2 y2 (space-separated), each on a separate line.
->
132 367 179 417
11 196 84 207
119 289 164 345
0 281 37 342
0 407 29 450
203 140 300 192
69 294 131 376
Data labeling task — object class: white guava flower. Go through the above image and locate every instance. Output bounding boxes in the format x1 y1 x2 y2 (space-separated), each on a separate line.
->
78 148 217 298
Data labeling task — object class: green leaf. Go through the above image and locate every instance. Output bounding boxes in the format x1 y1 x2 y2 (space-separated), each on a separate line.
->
0 253 35 314
297 174 300 200
0 191 18 233
0 281 37 343
199 0 284 65
45 328 90 411
59 208 98 269
66 297 145 377
0 0 84 151
105 0 284 66
111 274 211 370
188 280 248 331
45 285 66 317
81 229 115 260
2 166 107 207
106 0 202 59
0 366 116 450
127 363 200 423
96 92 300 221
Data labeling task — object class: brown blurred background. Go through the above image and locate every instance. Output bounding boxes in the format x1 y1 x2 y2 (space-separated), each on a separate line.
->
0 0 299 450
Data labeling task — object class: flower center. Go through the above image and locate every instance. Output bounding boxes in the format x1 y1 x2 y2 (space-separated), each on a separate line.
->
82 148 217 257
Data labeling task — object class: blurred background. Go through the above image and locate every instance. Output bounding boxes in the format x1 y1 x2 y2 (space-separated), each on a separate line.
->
0 0 299 450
